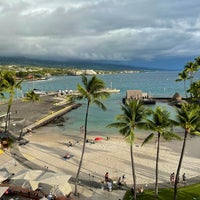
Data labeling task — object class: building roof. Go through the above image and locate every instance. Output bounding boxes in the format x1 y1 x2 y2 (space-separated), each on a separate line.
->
126 90 143 99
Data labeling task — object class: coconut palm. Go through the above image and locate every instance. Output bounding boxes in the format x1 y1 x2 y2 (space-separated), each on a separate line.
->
18 90 40 140
74 75 110 195
176 70 189 98
107 99 146 200
184 61 198 89
142 106 180 198
173 103 200 200
194 56 200 69
188 81 200 101
3 71 23 133
0 71 8 98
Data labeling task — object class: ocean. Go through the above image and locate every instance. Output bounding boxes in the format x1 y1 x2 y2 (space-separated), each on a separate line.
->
21 70 200 137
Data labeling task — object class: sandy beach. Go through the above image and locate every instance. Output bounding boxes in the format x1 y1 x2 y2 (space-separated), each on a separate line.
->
19 126 200 187
1 95 200 199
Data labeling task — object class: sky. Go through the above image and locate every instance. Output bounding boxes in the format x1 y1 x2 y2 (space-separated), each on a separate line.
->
0 0 200 69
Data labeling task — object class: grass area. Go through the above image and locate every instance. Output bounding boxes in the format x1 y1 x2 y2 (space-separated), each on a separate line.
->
123 184 200 200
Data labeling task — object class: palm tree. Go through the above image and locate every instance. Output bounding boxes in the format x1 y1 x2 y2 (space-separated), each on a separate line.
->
142 106 180 198
0 71 8 98
3 71 23 133
74 75 110 195
173 103 200 200
176 70 189 98
107 99 146 200
184 61 198 89
194 56 200 68
18 90 40 140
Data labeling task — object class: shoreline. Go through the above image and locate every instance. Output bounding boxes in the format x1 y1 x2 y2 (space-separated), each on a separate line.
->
0 95 200 193
20 125 200 186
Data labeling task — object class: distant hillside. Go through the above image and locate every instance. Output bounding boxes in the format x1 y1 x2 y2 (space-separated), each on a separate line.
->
0 56 153 71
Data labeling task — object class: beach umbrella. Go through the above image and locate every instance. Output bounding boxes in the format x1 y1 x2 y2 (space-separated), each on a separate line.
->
40 196 48 200
38 182 71 197
37 174 72 196
11 169 43 180
10 169 72 196
0 186 9 198
94 137 102 141
0 168 12 183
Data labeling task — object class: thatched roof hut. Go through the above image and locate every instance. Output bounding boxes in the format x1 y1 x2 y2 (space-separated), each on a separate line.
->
126 90 143 100
172 93 182 101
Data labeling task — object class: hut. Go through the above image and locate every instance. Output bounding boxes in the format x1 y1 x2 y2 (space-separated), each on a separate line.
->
123 90 155 104
172 93 182 101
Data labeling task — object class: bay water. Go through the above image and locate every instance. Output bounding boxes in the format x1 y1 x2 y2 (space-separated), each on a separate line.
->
21 70 199 137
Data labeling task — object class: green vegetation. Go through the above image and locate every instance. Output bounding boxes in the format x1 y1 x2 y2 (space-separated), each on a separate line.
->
0 64 141 81
107 100 146 200
176 55 200 101
74 75 110 195
142 107 181 198
123 184 200 200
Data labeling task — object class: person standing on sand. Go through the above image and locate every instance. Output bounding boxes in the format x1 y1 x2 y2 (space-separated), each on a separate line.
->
105 172 109 182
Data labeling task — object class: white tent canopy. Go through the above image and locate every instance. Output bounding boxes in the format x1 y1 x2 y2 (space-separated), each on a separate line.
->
0 168 12 183
0 186 8 198
10 169 72 196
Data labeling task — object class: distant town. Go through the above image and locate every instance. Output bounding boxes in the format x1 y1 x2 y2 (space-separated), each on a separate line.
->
0 64 142 81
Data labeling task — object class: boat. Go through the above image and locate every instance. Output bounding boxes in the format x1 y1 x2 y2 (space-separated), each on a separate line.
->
102 88 120 93
102 82 120 93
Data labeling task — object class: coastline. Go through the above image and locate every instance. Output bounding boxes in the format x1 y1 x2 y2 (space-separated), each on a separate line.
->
0 94 200 199
20 128 200 186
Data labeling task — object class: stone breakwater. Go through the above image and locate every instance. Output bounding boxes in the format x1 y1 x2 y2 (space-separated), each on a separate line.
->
0 94 81 137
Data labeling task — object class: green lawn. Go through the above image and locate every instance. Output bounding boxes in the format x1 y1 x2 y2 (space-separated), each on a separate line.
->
123 184 200 200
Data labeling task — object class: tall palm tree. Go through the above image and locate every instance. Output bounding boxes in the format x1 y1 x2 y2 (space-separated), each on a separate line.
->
194 56 200 68
173 103 200 200
107 99 146 200
142 106 180 198
74 75 110 195
3 71 23 133
18 90 40 140
176 70 189 98
0 71 8 98
184 61 198 90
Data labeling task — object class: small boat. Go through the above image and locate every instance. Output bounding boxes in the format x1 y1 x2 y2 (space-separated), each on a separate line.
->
102 82 120 93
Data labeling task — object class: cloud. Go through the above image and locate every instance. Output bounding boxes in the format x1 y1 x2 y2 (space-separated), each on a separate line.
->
0 0 200 66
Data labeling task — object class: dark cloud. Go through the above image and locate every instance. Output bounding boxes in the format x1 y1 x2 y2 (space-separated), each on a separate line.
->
0 0 200 66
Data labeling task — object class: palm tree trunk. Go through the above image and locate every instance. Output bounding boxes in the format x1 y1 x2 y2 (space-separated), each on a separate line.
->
19 103 31 140
155 133 160 198
74 101 90 196
174 130 188 200
5 94 13 133
130 144 137 200
183 80 187 99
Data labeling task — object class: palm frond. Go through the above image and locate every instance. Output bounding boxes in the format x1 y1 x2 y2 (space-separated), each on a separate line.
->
162 131 182 141
107 122 127 128
141 133 154 146
94 99 107 111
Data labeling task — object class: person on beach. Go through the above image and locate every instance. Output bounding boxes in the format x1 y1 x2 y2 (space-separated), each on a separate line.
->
117 176 122 186
63 153 71 160
122 174 126 185
67 141 73 147
105 172 109 182
170 172 175 185
107 181 112 192
182 173 186 184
